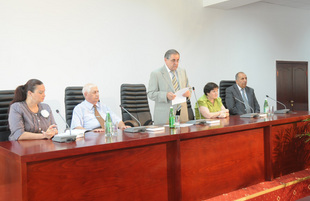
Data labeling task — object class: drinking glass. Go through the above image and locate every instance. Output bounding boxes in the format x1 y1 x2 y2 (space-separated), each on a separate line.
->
175 115 180 128
112 123 118 136
269 106 274 117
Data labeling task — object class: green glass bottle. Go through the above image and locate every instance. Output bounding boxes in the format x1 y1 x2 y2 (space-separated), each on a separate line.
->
169 106 175 128
264 98 269 114
105 111 113 136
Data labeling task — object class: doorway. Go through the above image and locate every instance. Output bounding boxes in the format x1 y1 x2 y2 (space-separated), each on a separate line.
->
276 61 308 111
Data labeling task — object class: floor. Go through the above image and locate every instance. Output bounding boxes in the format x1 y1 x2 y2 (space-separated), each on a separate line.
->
204 168 310 201
297 196 310 201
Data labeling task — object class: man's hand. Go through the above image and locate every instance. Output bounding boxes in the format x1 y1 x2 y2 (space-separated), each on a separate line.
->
182 90 190 97
118 121 131 130
93 128 105 132
167 92 176 100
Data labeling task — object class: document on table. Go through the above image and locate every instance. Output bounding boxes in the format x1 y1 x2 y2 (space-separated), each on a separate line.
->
56 129 87 138
164 123 193 127
172 87 190 105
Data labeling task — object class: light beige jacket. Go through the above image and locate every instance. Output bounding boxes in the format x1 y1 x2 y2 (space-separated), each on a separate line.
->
147 66 191 125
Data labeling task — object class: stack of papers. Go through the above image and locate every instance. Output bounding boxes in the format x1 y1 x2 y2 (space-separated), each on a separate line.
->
145 126 165 132
164 123 192 127
259 113 267 118
56 129 86 138
205 119 220 125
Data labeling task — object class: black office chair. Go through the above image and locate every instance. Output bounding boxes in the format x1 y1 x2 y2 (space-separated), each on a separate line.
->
219 80 235 108
187 98 195 120
0 90 14 141
120 84 152 127
65 87 84 127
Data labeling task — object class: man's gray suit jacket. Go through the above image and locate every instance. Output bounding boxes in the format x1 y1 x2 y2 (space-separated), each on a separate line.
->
225 84 260 115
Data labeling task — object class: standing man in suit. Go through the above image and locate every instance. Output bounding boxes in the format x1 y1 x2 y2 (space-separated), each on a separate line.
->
148 49 191 125
225 72 260 115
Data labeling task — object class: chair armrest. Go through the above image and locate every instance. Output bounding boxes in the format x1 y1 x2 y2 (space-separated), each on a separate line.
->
144 120 153 126
124 120 139 127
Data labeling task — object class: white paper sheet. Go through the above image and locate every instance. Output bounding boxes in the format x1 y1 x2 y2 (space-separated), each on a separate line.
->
56 129 86 138
164 123 193 127
172 87 190 105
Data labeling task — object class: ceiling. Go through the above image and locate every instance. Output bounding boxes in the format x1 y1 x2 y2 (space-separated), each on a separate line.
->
203 0 310 10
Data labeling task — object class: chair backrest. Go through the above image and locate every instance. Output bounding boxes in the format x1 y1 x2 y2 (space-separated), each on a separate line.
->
0 90 14 141
65 87 84 126
187 98 195 120
120 84 152 126
219 80 235 108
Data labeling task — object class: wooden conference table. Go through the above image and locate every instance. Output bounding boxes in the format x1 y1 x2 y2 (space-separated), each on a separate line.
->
0 111 310 201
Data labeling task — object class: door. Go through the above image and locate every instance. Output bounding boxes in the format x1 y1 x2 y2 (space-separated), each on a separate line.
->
276 61 308 111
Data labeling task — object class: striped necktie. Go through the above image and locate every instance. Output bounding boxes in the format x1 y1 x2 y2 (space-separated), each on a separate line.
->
171 71 181 111
172 70 180 92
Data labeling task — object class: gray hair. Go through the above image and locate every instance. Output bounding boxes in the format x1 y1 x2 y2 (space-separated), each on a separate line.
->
82 83 97 97
235 72 245 80
164 49 180 59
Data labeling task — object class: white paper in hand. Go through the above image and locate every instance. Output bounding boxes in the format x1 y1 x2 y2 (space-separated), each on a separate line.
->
172 88 190 105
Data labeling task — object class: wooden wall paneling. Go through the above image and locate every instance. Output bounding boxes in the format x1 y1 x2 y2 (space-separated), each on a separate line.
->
166 139 181 201
26 143 170 201
264 125 273 181
180 128 265 201
0 148 22 201
271 121 310 178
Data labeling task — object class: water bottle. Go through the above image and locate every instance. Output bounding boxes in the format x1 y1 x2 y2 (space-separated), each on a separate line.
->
264 98 269 114
105 111 113 136
169 106 175 128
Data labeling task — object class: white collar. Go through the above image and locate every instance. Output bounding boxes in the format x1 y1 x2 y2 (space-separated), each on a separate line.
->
165 64 176 74
84 100 100 110
237 84 245 92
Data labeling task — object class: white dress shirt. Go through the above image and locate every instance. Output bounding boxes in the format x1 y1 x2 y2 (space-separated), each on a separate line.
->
71 100 121 130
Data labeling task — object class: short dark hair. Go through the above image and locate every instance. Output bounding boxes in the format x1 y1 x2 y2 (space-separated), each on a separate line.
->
11 79 43 105
164 49 179 59
235 72 245 80
203 82 218 95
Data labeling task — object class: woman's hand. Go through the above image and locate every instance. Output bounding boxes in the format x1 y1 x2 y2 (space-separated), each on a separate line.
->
224 109 230 116
218 111 227 118
42 124 58 139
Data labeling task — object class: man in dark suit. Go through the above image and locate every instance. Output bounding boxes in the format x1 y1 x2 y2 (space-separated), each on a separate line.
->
225 72 260 115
